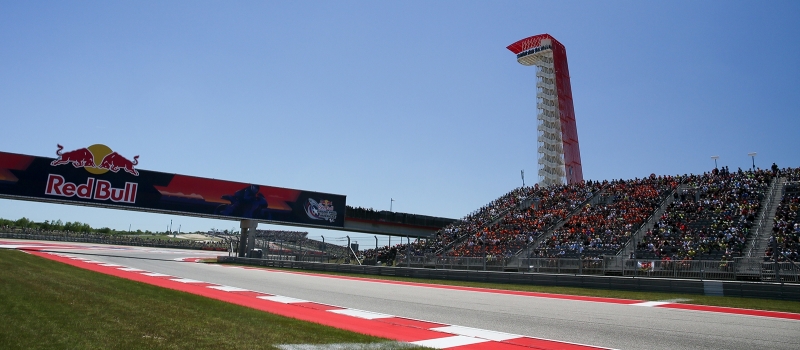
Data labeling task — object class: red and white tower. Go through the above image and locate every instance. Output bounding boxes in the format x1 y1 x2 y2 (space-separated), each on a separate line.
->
507 34 583 186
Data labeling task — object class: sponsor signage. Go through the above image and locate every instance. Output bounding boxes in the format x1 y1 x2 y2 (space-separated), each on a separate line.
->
0 144 346 228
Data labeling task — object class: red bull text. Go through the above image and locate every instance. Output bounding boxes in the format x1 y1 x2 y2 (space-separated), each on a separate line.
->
45 174 138 203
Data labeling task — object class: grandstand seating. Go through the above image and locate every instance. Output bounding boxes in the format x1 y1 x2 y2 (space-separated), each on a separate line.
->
767 167 800 262
636 168 773 261
534 176 678 258
389 168 787 264
446 181 602 257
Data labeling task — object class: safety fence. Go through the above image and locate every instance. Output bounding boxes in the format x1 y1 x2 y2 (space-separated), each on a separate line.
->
0 232 227 251
392 254 800 282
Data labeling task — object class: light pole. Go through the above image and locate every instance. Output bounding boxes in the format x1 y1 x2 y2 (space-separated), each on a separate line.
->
711 156 719 169
390 198 395 212
748 152 757 172
521 170 525 187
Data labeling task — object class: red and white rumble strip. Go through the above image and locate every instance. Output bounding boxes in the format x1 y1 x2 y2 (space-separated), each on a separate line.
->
29 250 614 350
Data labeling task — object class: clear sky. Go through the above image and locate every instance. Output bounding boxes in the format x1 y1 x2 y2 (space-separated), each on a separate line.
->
2 1 799 247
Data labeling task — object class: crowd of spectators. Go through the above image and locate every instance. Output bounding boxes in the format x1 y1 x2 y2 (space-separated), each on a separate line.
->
636 167 772 261
360 244 399 265
410 186 540 255
766 167 800 262
447 181 602 257
254 229 308 242
533 175 678 258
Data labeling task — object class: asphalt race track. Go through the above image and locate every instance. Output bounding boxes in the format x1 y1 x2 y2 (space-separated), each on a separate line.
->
4 239 799 350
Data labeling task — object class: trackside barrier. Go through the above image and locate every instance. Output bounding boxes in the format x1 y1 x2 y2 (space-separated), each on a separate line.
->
218 256 800 301
390 255 800 283
0 232 227 251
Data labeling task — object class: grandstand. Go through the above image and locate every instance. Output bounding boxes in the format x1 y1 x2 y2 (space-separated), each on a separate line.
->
375 167 799 281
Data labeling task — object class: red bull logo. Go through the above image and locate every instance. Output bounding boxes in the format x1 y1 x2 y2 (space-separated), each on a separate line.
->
46 144 140 204
304 198 337 222
45 174 138 203
51 144 139 176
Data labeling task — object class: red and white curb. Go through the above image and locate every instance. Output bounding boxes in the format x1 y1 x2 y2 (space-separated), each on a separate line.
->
32 251 614 350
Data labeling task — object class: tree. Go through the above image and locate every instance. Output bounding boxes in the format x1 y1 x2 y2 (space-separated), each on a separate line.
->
14 217 32 228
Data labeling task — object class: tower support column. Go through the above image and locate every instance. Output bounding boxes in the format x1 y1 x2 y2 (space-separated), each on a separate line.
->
238 219 257 257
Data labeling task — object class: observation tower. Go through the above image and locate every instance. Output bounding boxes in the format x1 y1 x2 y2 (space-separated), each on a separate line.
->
507 34 583 186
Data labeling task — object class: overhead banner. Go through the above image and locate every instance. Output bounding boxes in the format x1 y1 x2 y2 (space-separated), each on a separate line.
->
0 145 346 228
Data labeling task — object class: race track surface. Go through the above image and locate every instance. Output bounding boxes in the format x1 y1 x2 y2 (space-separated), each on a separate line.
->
4 240 799 350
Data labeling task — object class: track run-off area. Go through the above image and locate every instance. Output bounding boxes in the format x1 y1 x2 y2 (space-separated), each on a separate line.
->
3 239 799 350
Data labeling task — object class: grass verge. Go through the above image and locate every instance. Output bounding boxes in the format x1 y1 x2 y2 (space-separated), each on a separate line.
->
221 263 800 314
0 250 424 350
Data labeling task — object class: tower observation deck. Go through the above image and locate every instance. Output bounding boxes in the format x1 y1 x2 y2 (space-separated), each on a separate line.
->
507 34 583 186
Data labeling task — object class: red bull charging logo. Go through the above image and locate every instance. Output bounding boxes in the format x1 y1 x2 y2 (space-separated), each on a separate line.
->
50 144 139 176
46 144 139 204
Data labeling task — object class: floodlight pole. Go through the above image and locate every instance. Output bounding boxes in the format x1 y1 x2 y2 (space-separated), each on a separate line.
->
390 198 395 212
711 156 719 169
406 236 411 268
748 152 757 171
321 235 326 261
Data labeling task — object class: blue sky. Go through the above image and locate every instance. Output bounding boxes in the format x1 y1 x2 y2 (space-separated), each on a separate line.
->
2 1 798 247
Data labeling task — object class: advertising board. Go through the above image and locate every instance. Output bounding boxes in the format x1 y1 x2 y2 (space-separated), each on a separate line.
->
0 144 346 228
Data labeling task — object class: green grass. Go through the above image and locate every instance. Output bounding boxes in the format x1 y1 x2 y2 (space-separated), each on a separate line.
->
222 263 800 314
0 250 425 350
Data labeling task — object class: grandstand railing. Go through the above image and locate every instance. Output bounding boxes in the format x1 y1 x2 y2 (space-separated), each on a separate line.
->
523 186 604 254
433 194 528 255
747 177 782 257
618 184 682 258
390 254 799 282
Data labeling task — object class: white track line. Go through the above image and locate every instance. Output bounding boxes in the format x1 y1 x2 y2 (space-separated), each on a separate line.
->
328 309 394 320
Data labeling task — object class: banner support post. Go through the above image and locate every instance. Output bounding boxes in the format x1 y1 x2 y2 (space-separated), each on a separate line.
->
239 219 257 257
